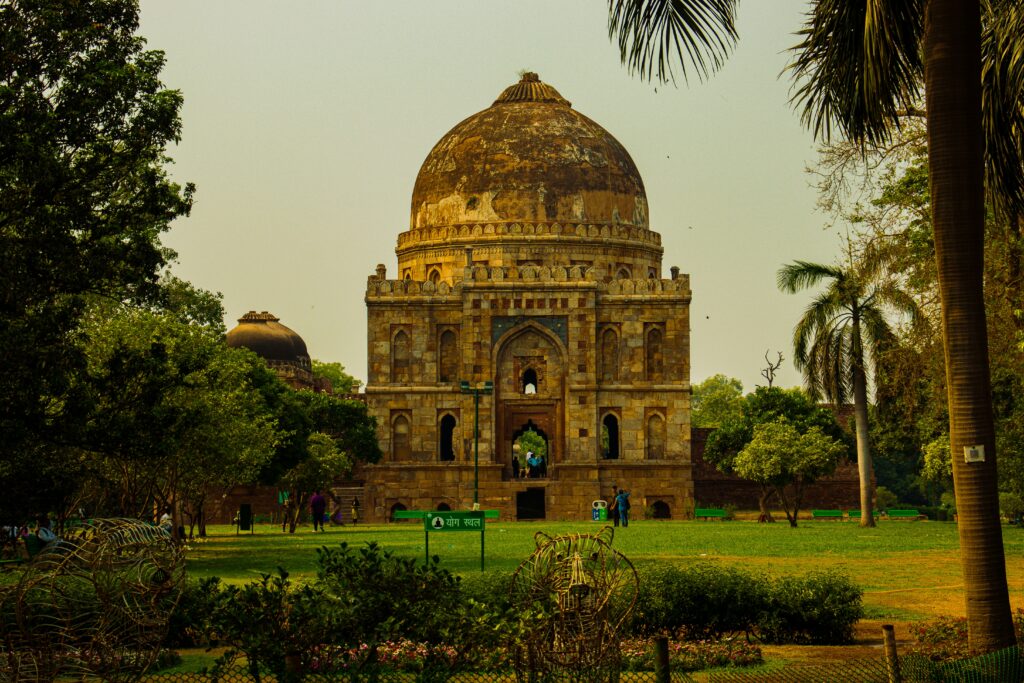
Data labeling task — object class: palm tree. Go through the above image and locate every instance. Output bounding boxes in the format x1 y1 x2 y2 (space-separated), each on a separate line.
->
608 0 1020 650
777 260 920 529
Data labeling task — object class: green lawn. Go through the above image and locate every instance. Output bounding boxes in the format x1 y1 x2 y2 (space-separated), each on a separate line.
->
186 519 1024 620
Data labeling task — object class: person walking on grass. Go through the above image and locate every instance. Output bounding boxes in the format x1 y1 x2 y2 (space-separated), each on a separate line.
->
615 488 631 527
310 491 327 532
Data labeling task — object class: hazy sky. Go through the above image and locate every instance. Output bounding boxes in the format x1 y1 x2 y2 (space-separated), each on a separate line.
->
138 0 841 392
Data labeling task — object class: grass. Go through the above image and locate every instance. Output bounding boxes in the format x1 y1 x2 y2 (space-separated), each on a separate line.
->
186 519 1024 620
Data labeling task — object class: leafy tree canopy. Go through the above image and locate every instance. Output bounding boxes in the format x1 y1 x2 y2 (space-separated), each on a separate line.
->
311 360 362 394
691 374 743 428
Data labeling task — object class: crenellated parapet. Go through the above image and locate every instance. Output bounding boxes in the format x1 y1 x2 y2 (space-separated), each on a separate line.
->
366 265 690 300
396 221 663 250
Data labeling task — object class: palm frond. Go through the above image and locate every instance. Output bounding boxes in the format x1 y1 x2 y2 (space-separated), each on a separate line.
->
792 289 848 367
981 0 1024 219
787 0 925 146
777 260 845 293
608 0 739 85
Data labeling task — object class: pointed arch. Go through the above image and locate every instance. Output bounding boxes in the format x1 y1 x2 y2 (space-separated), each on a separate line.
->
392 329 411 383
645 324 664 381
600 327 619 382
601 412 620 459
646 412 666 460
438 329 458 382
428 268 441 285
522 368 538 394
439 413 457 461
391 413 411 461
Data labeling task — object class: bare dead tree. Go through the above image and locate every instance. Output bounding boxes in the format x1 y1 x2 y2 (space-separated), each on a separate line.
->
761 350 784 388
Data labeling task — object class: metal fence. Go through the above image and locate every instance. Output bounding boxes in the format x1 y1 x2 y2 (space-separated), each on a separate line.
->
141 645 1024 683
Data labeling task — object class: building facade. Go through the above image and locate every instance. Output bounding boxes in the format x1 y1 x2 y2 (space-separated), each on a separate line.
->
362 74 693 522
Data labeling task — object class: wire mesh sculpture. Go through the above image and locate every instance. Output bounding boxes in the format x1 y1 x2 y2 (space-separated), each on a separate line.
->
509 526 638 682
0 518 184 683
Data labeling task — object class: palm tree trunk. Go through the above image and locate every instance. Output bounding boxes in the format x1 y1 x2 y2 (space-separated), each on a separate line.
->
851 362 875 528
924 0 1015 651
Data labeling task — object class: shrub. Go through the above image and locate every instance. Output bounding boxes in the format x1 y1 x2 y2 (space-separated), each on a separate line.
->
875 486 898 512
459 569 515 611
910 609 1024 661
758 570 863 644
999 492 1024 522
632 563 767 639
165 577 222 647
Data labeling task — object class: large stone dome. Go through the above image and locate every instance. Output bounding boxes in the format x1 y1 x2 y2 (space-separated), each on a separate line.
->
226 311 309 363
410 73 647 231
394 74 662 283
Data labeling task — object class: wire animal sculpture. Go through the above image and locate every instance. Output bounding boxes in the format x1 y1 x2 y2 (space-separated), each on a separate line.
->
0 518 184 683
509 526 638 682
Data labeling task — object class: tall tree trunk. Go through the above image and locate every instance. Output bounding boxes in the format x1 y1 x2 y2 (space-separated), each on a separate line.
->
852 361 875 528
924 0 1015 651
758 487 776 523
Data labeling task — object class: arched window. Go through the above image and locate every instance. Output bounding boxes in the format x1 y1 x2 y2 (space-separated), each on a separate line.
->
391 330 410 383
646 413 666 459
648 268 657 279
439 414 456 461
389 502 408 522
646 326 664 381
428 269 441 285
392 414 411 461
403 271 412 281
438 330 458 382
600 328 618 382
437 502 452 511
651 500 671 519
616 267 631 280
601 414 620 459
522 368 538 394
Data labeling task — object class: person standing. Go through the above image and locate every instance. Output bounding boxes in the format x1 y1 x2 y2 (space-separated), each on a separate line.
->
310 491 327 532
350 497 360 525
615 488 631 527
609 486 620 527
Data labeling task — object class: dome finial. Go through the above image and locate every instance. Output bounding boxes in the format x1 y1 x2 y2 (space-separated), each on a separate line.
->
494 73 569 106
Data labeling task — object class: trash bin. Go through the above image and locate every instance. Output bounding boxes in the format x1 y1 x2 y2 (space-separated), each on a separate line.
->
238 503 253 532
592 500 608 521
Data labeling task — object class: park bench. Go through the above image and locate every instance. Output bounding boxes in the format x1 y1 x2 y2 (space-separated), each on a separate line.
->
887 509 925 520
694 508 728 520
811 509 843 520
847 509 880 520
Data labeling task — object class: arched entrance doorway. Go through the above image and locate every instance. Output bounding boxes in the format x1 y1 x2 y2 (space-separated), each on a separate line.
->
494 323 566 480
512 420 549 478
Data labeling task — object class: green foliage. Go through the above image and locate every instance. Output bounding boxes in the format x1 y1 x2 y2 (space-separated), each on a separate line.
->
921 435 953 485
165 577 224 648
758 570 864 645
632 563 862 645
0 0 193 517
875 486 899 512
704 386 850 475
311 360 362 394
515 429 547 459
620 637 763 671
733 420 846 526
692 374 744 428
999 492 1024 521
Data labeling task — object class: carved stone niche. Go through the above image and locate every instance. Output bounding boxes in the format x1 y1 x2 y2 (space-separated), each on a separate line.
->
513 355 547 395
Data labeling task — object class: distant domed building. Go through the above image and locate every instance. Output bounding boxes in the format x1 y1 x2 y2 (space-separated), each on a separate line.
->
362 74 693 521
226 311 314 390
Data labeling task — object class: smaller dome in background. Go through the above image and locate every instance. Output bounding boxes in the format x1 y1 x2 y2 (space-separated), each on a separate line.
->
226 311 310 363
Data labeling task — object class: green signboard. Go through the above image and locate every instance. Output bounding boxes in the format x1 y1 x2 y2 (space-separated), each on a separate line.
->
424 511 485 532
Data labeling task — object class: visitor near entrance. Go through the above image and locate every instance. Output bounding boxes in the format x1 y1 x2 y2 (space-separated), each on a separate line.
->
351 497 360 525
615 488 631 527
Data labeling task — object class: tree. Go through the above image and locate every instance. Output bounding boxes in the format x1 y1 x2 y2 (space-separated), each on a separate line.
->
733 420 846 527
607 0 1020 647
0 0 193 516
691 374 743 428
278 433 352 533
778 259 921 528
312 360 362 394
704 386 849 522
516 430 547 459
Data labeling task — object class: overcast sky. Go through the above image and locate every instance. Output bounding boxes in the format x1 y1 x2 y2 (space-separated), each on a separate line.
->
138 0 840 393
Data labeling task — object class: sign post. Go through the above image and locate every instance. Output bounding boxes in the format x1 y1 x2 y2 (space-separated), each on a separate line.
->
394 509 497 571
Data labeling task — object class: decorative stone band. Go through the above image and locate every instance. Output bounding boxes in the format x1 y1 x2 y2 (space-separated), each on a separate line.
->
365 266 690 298
396 222 663 249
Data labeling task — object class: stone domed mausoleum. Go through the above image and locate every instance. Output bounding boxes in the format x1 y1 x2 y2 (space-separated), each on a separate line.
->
362 73 693 521
227 311 314 390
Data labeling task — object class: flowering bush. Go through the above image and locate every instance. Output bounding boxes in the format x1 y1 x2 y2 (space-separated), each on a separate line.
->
620 637 762 671
308 639 511 674
909 609 1024 661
